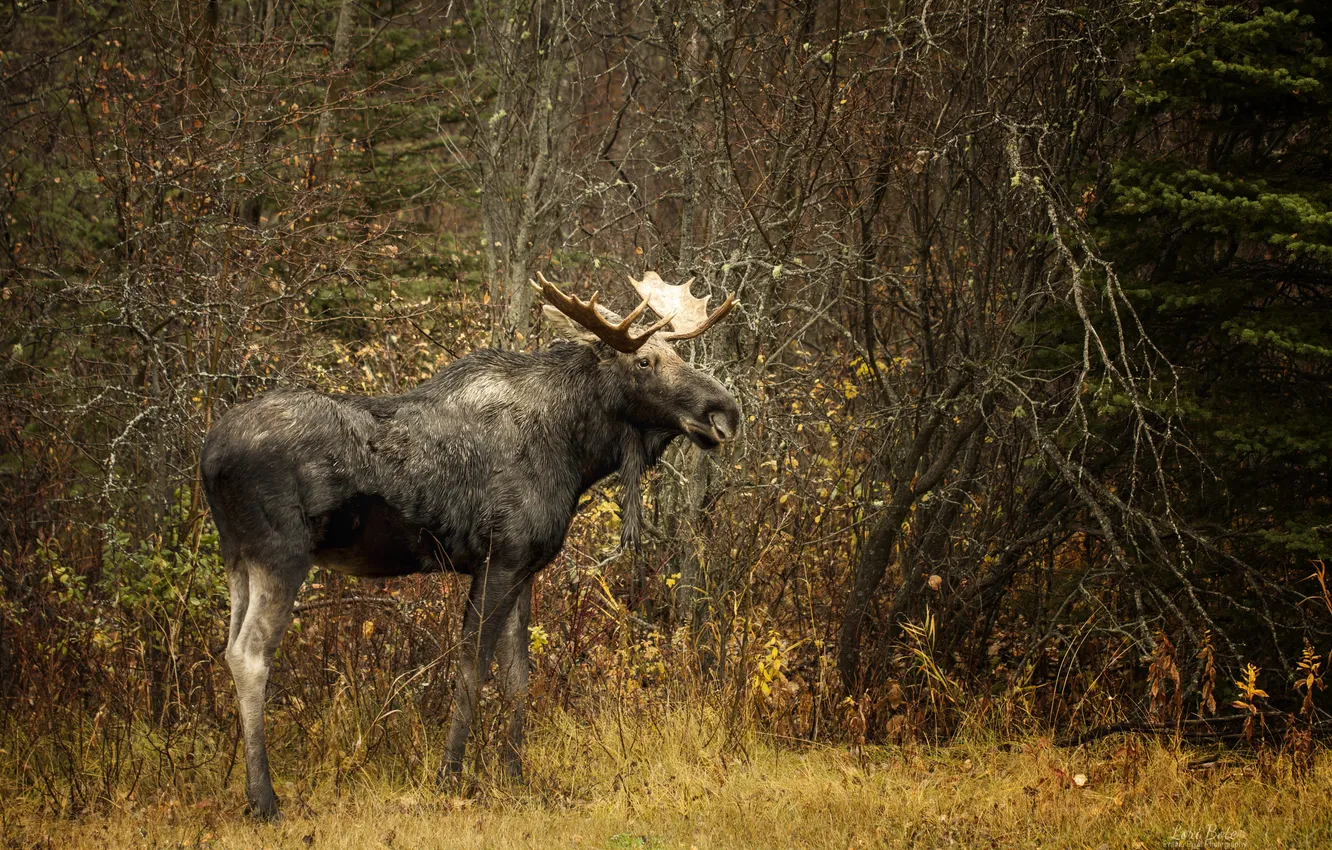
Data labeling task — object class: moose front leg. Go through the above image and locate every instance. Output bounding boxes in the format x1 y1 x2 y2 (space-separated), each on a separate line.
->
494 578 532 779
442 563 527 778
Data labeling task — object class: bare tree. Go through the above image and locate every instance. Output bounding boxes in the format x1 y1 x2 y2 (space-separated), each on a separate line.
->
450 0 590 345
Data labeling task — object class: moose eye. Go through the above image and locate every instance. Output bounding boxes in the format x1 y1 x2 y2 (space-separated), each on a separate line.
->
636 357 652 370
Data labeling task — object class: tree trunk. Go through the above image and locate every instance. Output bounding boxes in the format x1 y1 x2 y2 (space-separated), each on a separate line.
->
309 0 356 183
838 400 986 692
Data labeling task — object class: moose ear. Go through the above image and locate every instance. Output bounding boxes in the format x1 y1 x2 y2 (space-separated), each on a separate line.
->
542 304 600 344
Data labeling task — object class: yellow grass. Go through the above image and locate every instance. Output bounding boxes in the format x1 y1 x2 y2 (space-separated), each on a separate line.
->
5 706 1330 849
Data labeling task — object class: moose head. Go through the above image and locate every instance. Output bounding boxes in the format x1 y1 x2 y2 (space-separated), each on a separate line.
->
533 270 741 450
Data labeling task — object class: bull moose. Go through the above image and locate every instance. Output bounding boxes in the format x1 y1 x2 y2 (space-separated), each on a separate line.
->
201 271 740 818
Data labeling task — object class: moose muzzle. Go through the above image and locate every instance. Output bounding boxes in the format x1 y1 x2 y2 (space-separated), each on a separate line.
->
680 401 740 450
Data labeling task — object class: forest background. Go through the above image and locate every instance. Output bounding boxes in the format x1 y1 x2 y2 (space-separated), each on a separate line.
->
2 0 1332 822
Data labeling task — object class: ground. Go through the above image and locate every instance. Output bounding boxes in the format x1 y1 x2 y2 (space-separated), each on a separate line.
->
5 709 1329 849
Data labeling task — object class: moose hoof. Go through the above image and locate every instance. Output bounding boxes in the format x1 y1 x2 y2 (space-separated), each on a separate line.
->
504 760 526 785
246 794 283 822
436 764 464 788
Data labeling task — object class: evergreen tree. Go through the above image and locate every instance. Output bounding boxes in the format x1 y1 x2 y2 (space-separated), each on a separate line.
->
1093 0 1332 664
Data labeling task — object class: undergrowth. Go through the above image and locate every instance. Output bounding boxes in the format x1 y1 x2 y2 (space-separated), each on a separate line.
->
3 702 1329 849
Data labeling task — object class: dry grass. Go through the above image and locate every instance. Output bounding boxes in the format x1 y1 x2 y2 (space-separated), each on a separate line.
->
4 704 1330 849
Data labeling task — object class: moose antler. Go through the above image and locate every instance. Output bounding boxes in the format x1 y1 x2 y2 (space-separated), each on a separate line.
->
534 270 737 350
629 271 737 341
532 271 673 353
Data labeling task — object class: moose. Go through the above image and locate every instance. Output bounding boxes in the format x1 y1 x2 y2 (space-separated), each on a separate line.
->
201 271 740 819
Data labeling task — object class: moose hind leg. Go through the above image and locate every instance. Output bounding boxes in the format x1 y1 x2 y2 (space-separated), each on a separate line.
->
226 561 302 819
494 578 532 780
225 564 250 650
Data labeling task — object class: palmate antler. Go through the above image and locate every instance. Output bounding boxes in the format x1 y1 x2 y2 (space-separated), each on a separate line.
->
533 270 736 352
629 271 738 341
533 271 672 353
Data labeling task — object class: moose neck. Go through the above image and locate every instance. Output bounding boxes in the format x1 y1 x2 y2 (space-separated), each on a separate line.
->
453 342 650 493
408 341 665 500
553 343 648 491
